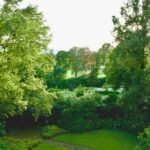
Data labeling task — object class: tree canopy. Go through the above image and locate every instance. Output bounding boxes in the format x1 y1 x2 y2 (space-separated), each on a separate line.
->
105 0 150 113
0 0 55 119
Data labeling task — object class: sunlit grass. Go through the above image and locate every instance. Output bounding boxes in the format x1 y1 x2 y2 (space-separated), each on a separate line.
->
54 129 138 150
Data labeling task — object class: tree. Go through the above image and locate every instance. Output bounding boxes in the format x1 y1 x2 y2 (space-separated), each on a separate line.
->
92 43 112 78
68 47 81 77
97 43 112 66
0 0 55 119
105 0 150 113
112 0 149 43
69 47 96 77
54 51 70 79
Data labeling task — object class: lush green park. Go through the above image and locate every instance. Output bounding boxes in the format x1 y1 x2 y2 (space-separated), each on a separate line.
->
0 0 149 149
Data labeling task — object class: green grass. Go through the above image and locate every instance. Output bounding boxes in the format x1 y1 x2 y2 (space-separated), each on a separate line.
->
33 143 70 150
54 129 138 150
6 127 138 150
6 127 69 150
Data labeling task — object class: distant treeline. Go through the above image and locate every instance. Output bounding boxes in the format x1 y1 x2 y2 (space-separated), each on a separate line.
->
47 75 106 89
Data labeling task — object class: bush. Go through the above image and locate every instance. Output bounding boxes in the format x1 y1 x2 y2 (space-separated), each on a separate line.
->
51 90 126 132
47 75 106 89
136 126 150 150
53 95 100 132
41 125 66 139
0 122 6 137
51 88 148 134
75 85 85 97
0 138 40 150
97 118 122 129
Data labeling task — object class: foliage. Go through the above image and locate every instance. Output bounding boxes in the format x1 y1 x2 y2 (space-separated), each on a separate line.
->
68 47 96 77
53 51 70 80
41 125 66 139
0 0 55 118
50 47 96 79
53 95 99 132
50 87 149 133
75 85 85 97
97 43 113 66
112 0 149 42
0 138 40 150
51 90 125 132
47 75 106 89
0 122 6 137
136 126 150 150
105 0 150 128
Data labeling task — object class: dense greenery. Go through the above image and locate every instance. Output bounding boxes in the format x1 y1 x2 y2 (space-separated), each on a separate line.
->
136 126 150 150
41 125 66 139
0 138 40 150
0 0 149 149
0 122 6 137
51 47 96 79
47 75 106 89
0 0 55 119
105 0 150 120
50 88 149 133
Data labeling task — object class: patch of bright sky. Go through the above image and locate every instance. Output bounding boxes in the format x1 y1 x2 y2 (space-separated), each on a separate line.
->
21 0 126 52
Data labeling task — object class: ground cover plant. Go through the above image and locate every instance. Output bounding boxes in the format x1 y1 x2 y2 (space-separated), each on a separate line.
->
0 138 40 150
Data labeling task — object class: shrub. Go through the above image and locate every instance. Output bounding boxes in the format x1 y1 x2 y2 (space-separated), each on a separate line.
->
103 94 118 106
0 122 6 137
75 85 85 97
41 125 66 139
136 126 150 150
51 88 148 134
53 95 100 132
97 118 122 129
51 90 125 132
0 138 40 150
47 75 106 89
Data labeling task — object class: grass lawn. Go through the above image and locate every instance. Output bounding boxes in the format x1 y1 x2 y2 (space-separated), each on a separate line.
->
54 129 138 150
5 127 138 150
33 143 70 150
6 126 70 150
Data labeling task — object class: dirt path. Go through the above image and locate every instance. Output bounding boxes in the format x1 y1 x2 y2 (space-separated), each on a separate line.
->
43 139 94 150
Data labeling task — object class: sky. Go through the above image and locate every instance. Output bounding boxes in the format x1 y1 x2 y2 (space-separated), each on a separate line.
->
7 0 127 52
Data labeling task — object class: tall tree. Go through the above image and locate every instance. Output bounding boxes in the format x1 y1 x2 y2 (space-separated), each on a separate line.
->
97 43 112 66
105 0 150 112
69 47 96 77
54 51 70 79
0 0 55 119
69 47 81 77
